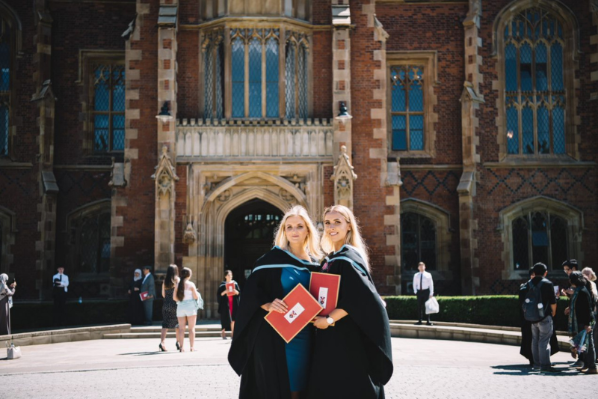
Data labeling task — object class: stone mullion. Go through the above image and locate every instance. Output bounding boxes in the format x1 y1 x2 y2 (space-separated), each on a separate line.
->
224 27 232 120
279 27 286 119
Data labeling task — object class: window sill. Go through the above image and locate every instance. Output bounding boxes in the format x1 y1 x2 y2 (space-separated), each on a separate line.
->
0 159 34 169
485 155 596 169
388 150 433 159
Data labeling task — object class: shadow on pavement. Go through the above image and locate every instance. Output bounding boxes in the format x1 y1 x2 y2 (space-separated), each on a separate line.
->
492 364 578 376
117 351 172 356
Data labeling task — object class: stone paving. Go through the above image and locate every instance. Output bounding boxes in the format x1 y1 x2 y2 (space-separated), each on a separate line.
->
0 336 595 399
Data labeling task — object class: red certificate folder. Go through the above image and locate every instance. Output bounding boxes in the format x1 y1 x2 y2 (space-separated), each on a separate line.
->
309 272 340 316
264 284 323 343
139 291 150 301
226 282 236 296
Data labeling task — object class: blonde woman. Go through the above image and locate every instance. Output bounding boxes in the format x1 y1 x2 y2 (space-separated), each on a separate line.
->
307 205 393 399
229 205 322 399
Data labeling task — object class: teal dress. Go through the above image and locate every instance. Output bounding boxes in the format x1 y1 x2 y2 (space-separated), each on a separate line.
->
281 267 312 392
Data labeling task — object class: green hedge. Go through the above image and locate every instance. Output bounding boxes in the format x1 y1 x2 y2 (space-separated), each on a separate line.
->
384 295 570 331
11 299 164 331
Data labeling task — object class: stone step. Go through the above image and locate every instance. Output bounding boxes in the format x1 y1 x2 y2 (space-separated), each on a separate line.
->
103 331 230 339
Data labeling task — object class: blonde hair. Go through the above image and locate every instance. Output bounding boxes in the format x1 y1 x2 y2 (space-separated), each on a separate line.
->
321 205 370 270
582 267 597 282
274 205 323 259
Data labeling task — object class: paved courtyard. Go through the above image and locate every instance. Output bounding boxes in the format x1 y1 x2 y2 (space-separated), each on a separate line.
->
0 336 594 399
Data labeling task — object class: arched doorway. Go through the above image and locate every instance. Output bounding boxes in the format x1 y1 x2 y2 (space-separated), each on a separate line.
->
224 199 284 287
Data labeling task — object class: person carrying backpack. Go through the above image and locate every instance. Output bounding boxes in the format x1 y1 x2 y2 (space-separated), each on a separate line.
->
519 263 558 373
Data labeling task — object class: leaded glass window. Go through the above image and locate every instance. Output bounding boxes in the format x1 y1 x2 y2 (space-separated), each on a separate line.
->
203 32 224 120
285 36 308 120
390 65 424 151
229 29 281 119
0 18 11 157
401 212 436 271
504 8 566 155
512 211 568 270
73 210 111 274
91 64 125 153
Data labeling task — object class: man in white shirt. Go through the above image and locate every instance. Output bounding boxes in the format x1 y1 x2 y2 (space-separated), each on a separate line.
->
52 267 69 326
413 262 434 326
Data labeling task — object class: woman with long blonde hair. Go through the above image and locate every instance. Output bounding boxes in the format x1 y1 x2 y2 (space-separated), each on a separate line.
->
229 205 321 399
308 205 393 399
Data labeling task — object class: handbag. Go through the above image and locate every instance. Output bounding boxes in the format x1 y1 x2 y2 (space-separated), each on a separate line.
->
425 297 440 314
7 345 21 360
194 293 204 310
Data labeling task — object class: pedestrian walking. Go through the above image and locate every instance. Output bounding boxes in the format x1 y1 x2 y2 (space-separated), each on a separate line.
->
581 267 598 363
52 267 69 326
217 269 240 339
307 205 393 399
174 267 201 352
228 205 321 399
140 266 156 326
0 274 16 335
413 262 434 325
159 264 180 352
127 269 144 325
519 263 558 373
568 271 597 374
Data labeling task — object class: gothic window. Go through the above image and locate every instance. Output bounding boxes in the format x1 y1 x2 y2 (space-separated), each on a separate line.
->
91 63 125 153
390 65 425 151
202 27 310 121
503 8 567 156
68 203 111 274
0 17 11 157
401 212 436 271
512 211 568 270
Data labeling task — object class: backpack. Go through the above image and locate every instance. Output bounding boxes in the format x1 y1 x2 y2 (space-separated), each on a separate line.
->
522 279 545 322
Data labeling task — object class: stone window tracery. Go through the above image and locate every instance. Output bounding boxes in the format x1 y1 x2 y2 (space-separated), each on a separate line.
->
390 65 425 151
401 212 437 271
0 17 12 157
67 202 111 275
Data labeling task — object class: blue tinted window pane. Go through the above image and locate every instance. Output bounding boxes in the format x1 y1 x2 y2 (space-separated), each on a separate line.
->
551 44 563 91
392 115 406 151
507 105 519 154
266 38 279 118
409 115 424 150
505 44 517 91
537 106 549 154
298 45 308 119
285 44 296 119
391 82 405 112
0 105 7 156
94 115 109 152
520 44 532 91
248 38 262 118
522 106 534 154
553 106 565 154
231 38 245 118
204 44 214 118
94 66 110 111
0 43 9 92
535 43 548 91
410 76 423 112
112 115 125 151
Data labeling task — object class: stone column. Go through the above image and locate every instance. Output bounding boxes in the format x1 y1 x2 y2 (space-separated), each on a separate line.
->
154 3 179 271
591 1 598 101
31 2 58 300
458 0 484 295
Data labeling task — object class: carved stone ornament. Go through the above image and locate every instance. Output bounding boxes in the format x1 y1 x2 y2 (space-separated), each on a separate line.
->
331 145 357 206
279 188 296 203
151 146 179 196
218 189 231 202
183 223 197 244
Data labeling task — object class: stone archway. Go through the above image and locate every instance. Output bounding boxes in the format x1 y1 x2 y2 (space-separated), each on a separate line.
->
224 199 284 288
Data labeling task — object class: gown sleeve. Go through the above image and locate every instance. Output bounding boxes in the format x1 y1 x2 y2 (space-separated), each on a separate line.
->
335 259 394 385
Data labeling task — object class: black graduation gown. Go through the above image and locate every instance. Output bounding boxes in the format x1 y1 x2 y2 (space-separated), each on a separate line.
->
307 245 393 399
228 247 319 399
218 280 240 331
127 279 144 325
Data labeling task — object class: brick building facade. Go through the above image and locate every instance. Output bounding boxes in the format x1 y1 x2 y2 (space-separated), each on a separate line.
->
0 0 596 317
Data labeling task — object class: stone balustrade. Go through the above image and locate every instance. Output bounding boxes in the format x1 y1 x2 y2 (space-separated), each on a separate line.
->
176 118 334 159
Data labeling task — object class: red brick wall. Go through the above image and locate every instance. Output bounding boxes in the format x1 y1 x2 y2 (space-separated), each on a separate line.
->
177 30 200 118
313 30 333 119
174 164 188 265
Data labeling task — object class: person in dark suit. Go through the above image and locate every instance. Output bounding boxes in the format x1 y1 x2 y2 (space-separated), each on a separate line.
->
127 269 144 325
140 266 156 326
